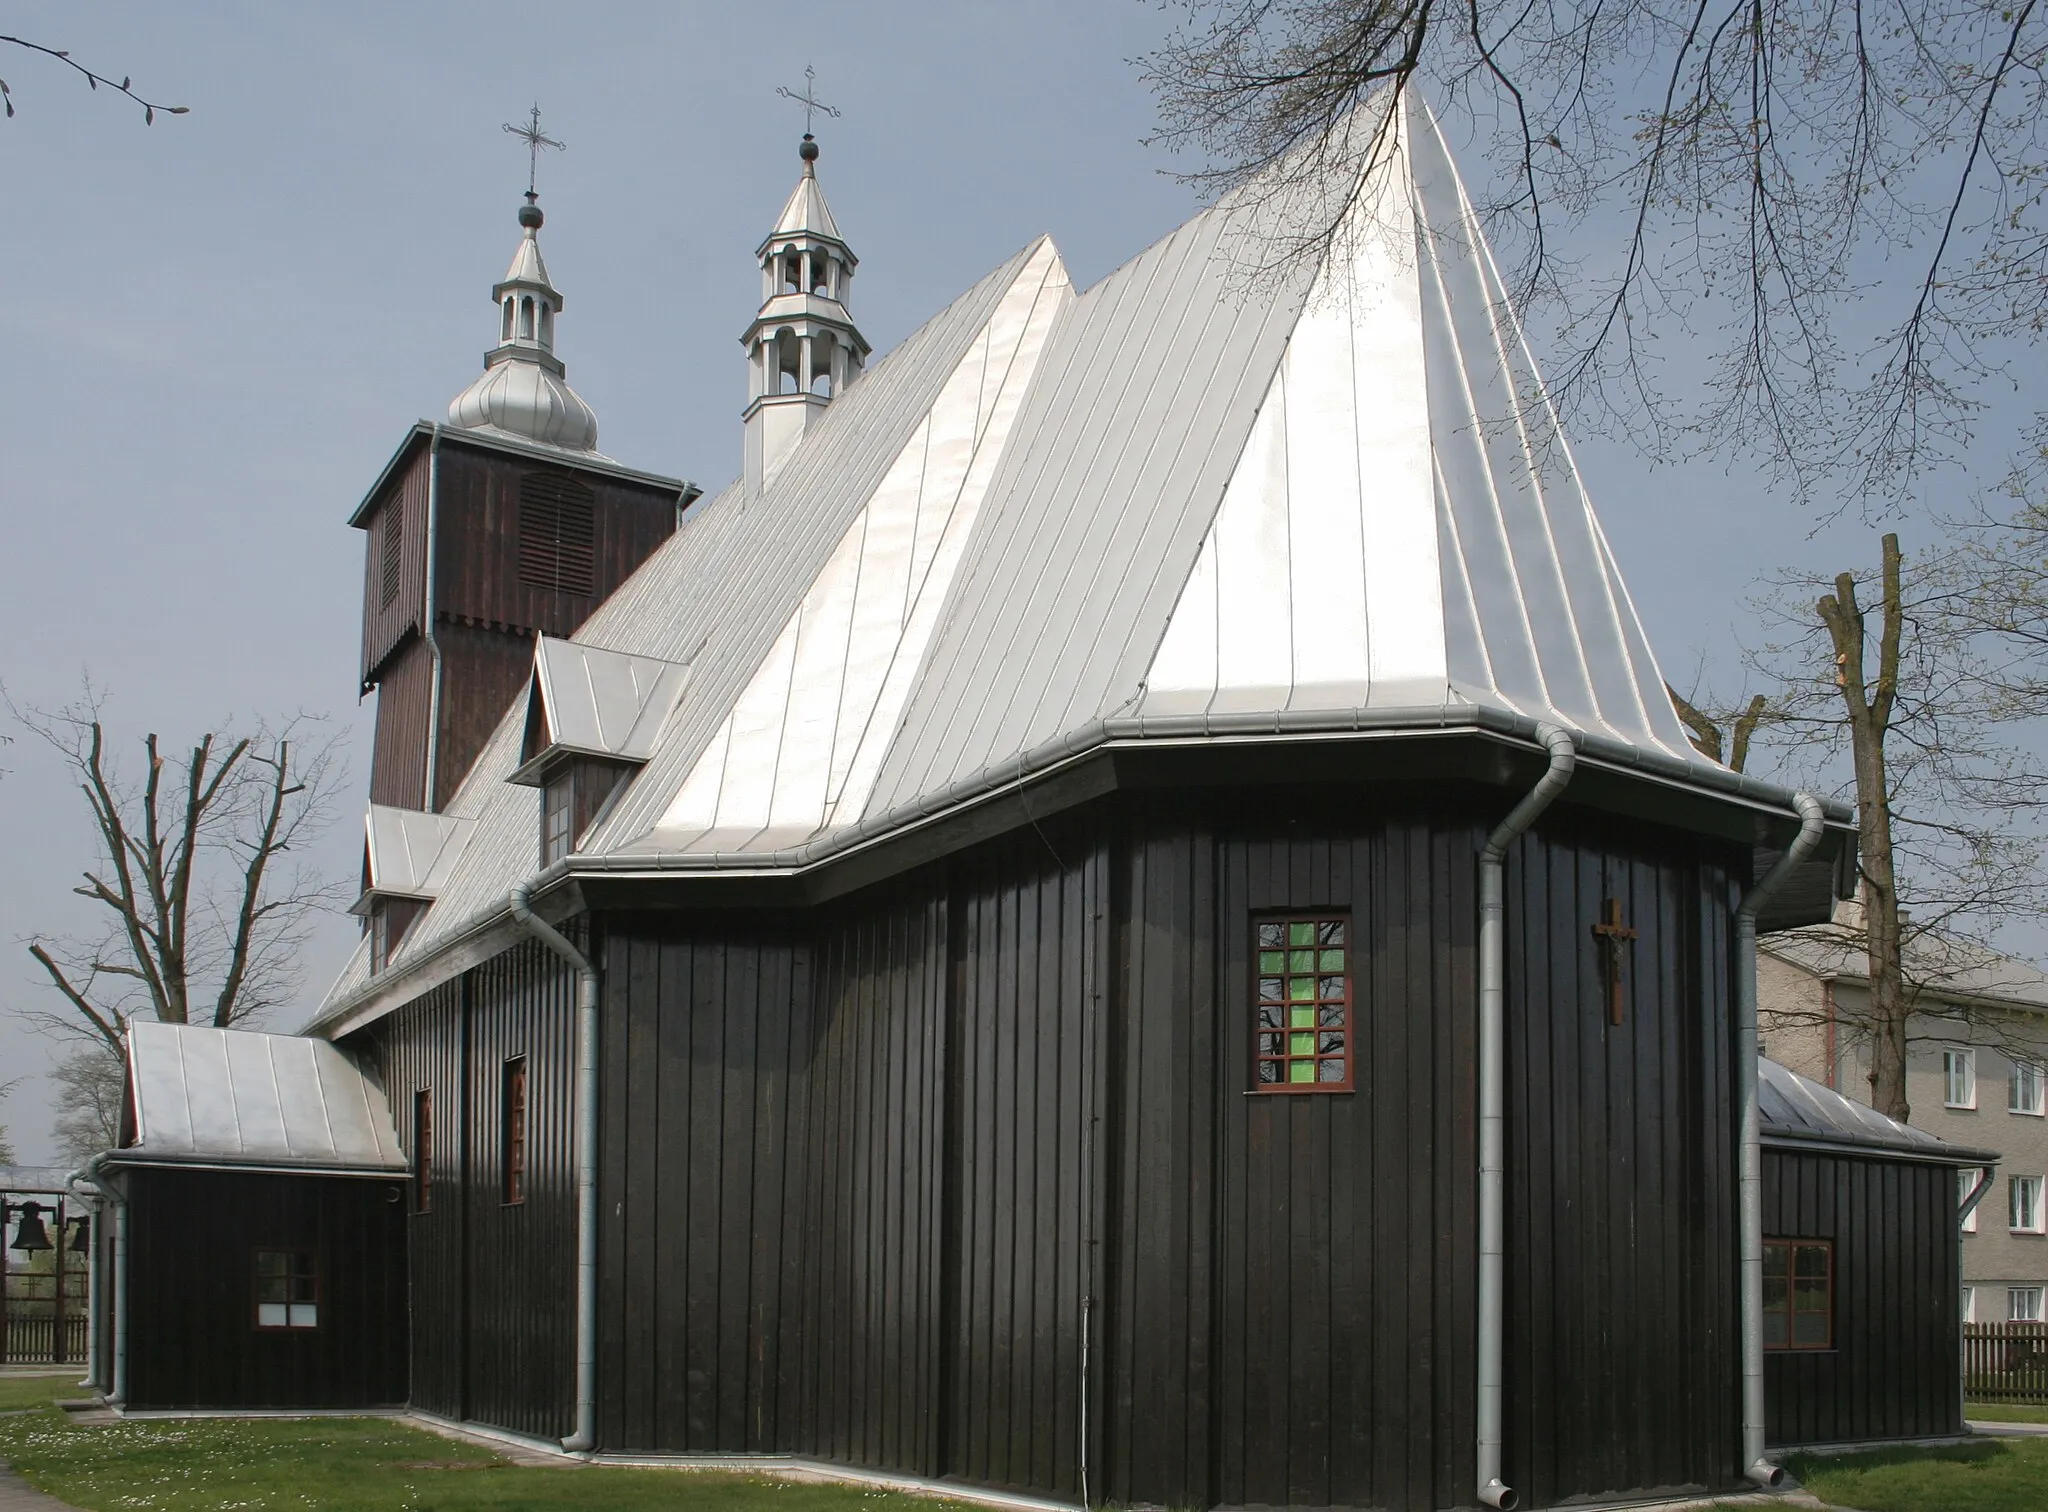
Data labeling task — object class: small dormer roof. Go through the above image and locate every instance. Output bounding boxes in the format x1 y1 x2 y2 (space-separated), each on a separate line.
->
359 805 478 905
510 635 691 785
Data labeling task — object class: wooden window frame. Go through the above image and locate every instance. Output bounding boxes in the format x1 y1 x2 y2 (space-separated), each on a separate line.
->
1250 913 1355 1094
502 1056 528 1207
413 1089 433 1215
1762 1237 1834 1351
252 1247 320 1332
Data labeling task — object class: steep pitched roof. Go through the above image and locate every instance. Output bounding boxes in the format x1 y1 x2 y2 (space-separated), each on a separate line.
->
315 98 1816 1032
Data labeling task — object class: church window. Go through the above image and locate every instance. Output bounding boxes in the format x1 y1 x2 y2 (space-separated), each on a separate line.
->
502 298 514 342
1253 916 1352 1090
782 246 802 291
538 302 554 348
517 470 597 596
413 1090 433 1215
811 255 829 295
502 1056 528 1206
380 498 403 608
1762 1239 1832 1349
254 1249 319 1330
368 898 423 975
542 769 574 863
519 296 535 340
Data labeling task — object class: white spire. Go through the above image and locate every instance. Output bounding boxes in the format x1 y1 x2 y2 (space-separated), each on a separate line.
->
447 194 600 453
742 135 869 491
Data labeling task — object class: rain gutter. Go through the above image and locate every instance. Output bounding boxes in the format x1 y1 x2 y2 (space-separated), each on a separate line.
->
1734 791 1826 1490
1474 722 1576 1510
312 706 1848 1039
507 878 600 1454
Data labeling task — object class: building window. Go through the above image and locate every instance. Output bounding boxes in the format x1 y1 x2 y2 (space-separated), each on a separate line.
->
2011 1175 2043 1234
2013 1061 2045 1116
516 470 597 596
543 771 574 864
2010 1287 2043 1322
1946 1048 1978 1109
1962 1169 1981 1233
1963 1285 1977 1323
254 1250 318 1330
1762 1238 1833 1350
1253 916 1352 1090
503 1056 528 1206
413 1090 433 1215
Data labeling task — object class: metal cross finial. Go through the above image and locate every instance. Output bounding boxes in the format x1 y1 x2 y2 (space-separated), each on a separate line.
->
502 104 565 198
776 65 841 136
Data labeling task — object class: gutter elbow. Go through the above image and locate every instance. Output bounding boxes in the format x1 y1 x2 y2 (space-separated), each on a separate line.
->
1746 1459 1786 1489
1479 1478 1519 1509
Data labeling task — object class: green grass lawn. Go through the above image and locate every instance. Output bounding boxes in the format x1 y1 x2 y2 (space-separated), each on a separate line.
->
0 1374 89 1413
1786 1437 2048 1512
1965 1400 2048 1424
0 1380 984 1512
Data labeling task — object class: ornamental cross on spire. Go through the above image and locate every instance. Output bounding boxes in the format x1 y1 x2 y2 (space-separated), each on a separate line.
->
502 104 565 199
776 65 841 136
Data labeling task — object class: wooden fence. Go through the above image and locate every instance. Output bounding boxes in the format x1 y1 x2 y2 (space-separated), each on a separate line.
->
0 1314 90 1366
1964 1322 2048 1404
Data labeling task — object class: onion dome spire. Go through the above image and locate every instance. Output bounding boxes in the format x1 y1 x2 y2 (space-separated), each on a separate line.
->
447 110 599 452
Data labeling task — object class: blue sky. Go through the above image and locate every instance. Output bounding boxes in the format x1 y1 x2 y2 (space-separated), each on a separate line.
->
0 2 1972 1160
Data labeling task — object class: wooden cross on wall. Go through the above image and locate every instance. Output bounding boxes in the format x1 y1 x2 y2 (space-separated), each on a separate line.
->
1591 897 1637 1027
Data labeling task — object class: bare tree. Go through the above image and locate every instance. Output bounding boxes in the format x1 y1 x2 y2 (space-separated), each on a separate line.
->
1742 532 2045 1118
1140 1 2048 501
11 688 349 1059
0 1078 18 1166
50 1050 125 1165
0 35 187 124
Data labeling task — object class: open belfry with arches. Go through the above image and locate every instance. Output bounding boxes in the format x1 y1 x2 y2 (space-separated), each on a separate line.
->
55 83 2002 1511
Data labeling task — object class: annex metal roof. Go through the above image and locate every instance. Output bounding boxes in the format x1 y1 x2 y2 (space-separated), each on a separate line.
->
360 804 477 903
314 97 1828 1031
1760 1057 1999 1167
115 1022 408 1176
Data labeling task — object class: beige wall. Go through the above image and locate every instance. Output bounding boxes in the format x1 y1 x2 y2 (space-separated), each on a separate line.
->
1759 947 2048 1322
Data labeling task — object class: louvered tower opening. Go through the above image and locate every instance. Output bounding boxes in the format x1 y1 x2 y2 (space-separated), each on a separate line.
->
517 470 596 597
380 499 403 608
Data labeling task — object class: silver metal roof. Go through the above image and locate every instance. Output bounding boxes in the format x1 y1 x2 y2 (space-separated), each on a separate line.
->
1759 1056 1998 1166
769 160 845 246
117 1022 407 1175
1765 926 2048 1010
362 804 477 901
312 99 1795 1031
518 636 691 773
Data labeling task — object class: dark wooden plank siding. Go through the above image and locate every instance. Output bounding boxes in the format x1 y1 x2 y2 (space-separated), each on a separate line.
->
356 941 579 1440
429 620 542 811
121 1167 407 1409
1502 821 1741 1506
1763 1150 1962 1446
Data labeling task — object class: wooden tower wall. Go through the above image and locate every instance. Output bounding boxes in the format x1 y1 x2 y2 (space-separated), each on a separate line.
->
355 434 681 812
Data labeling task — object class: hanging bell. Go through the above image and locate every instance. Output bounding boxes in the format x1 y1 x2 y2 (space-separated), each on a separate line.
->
68 1215 91 1254
8 1203 53 1253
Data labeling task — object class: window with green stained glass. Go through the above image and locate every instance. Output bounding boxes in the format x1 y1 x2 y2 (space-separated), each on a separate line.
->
1253 915 1352 1090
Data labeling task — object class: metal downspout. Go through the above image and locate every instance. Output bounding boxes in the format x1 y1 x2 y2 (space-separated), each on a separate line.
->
508 879 600 1454
423 424 445 811
1476 723 1577 1512
63 1169 106 1391
1735 791 1825 1489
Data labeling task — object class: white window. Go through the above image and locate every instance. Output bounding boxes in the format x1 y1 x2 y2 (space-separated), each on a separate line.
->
1963 1285 1978 1322
1946 1048 1978 1109
2012 1061 2045 1116
1962 1169 1981 1233
2011 1175 2044 1235
2010 1286 2043 1322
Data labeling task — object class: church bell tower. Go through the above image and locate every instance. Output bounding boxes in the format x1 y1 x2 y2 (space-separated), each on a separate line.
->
742 131 869 491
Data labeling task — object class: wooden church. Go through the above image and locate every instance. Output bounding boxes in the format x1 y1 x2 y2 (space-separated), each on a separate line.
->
82 98 1989 1509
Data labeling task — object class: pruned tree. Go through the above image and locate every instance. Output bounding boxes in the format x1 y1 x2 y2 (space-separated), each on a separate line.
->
1140 0 2048 501
0 35 187 124
10 689 349 1064
1741 532 2046 1119
1668 684 1767 772
0 1077 18 1166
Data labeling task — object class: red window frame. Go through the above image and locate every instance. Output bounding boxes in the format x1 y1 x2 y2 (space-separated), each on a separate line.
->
1251 914 1355 1093
503 1056 528 1206
1762 1238 1834 1350
413 1088 433 1215
252 1248 320 1332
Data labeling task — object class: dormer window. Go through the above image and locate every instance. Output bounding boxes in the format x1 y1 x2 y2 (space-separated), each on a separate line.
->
355 805 478 975
368 897 426 973
539 757 632 864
